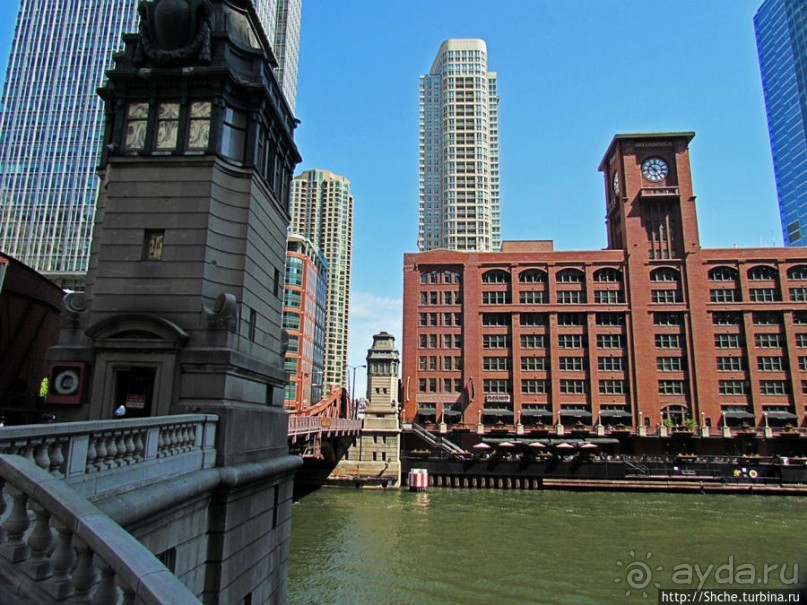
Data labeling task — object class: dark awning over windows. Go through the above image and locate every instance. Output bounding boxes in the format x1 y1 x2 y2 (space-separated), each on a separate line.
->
599 409 633 419
520 408 553 418
483 408 513 417
722 410 755 419
764 410 797 420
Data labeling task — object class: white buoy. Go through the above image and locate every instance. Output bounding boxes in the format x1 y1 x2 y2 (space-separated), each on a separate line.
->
408 468 428 492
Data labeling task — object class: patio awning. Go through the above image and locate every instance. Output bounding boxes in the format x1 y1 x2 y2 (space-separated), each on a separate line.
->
599 409 633 419
521 408 553 418
560 410 592 418
443 409 462 418
764 410 797 420
722 410 755 419
483 408 513 417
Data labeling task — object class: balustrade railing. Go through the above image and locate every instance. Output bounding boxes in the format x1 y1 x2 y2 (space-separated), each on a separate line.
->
0 454 201 604
0 415 217 499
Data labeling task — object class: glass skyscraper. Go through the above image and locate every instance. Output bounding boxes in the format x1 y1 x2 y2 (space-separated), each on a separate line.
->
419 38 501 252
754 0 807 246
0 0 301 287
289 169 354 394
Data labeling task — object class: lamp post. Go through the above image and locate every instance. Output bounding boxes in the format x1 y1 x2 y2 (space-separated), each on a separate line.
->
347 364 366 419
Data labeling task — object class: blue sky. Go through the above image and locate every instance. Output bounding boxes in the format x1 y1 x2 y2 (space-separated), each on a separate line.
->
0 1 783 396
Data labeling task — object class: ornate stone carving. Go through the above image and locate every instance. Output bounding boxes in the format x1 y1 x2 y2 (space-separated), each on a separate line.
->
62 292 87 327
135 0 212 67
203 293 238 330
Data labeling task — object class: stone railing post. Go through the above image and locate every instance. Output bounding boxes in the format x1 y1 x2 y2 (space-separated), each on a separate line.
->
0 485 30 563
24 501 54 580
47 521 76 600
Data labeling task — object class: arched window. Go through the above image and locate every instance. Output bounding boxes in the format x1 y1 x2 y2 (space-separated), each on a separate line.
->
747 265 777 281
708 266 738 282
650 267 680 282
519 269 547 283
787 265 807 280
482 269 510 284
594 267 623 282
556 268 584 283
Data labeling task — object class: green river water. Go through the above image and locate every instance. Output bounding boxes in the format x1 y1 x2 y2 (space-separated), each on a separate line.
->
288 488 806 605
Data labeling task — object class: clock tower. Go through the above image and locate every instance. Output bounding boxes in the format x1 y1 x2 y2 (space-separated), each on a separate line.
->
599 133 703 427
600 132 700 259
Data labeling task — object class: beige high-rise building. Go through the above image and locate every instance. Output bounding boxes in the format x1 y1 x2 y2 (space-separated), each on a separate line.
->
418 38 501 252
289 169 353 393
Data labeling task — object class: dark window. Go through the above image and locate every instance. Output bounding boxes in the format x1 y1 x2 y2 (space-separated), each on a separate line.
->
654 312 681 326
558 334 585 349
560 380 586 394
715 334 742 348
747 265 777 280
599 380 626 394
710 289 739 303
716 357 744 371
221 107 248 162
659 380 686 395
596 313 624 326
521 357 547 371
598 357 624 371
757 356 784 372
558 357 585 371
597 334 623 349
708 266 739 282
718 380 747 395
521 335 546 349
657 357 684 372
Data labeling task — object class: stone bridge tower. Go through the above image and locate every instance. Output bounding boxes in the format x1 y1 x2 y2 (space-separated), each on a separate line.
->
44 1 301 602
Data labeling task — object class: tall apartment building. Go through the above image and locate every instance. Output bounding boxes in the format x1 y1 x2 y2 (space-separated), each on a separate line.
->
402 132 807 450
290 169 354 394
283 234 328 411
754 0 807 246
419 39 501 253
0 0 301 287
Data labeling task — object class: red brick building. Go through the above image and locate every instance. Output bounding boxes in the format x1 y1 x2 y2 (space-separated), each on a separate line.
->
402 133 807 444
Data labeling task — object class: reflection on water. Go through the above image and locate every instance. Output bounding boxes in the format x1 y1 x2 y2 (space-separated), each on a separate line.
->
288 489 807 605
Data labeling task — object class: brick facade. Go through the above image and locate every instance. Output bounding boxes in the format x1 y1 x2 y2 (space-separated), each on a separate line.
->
402 133 807 438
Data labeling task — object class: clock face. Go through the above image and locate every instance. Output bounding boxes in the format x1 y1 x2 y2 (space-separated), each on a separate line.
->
642 157 669 183
612 171 619 195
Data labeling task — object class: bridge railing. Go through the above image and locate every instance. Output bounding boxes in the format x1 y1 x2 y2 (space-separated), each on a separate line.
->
0 453 201 604
0 415 218 500
287 415 362 439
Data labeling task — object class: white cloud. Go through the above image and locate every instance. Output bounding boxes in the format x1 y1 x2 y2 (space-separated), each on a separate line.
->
346 290 402 398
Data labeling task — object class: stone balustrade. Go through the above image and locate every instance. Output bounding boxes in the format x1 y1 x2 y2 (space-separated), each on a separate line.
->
0 415 217 501
0 454 201 604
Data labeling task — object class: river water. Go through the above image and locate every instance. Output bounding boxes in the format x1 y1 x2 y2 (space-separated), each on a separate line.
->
288 488 806 605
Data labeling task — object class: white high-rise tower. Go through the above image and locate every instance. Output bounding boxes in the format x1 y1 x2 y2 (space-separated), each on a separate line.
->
418 39 501 252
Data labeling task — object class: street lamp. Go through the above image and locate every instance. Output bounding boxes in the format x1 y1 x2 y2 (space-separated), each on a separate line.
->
347 364 366 419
